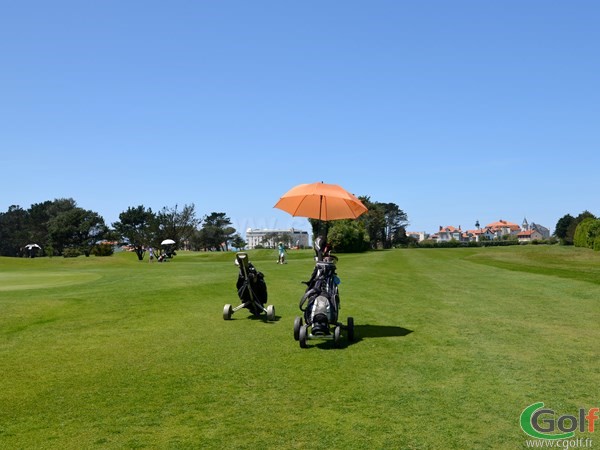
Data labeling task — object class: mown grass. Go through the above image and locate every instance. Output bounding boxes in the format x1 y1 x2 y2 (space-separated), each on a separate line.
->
1 246 599 449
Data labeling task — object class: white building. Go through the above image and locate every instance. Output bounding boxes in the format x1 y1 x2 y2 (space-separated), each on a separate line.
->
464 228 496 242
522 217 550 239
436 226 463 242
517 229 544 242
486 220 521 238
245 228 310 249
406 231 427 242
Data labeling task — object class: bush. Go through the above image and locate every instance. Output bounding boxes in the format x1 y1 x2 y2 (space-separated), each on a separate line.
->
574 218 600 249
479 240 519 247
436 239 462 248
415 238 561 249
92 243 114 256
328 220 370 253
63 248 82 258
589 221 600 249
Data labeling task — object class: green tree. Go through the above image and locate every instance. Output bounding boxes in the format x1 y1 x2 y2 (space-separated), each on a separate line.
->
193 227 217 251
308 195 408 250
566 211 596 246
155 204 199 249
358 197 386 249
357 197 408 249
574 218 600 249
230 234 247 250
554 214 575 244
381 202 409 248
47 207 107 256
26 198 80 255
80 211 108 256
222 226 237 251
197 212 235 251
327 220 370 253
0 198 106 257
26 200 54 247
112 205 156 260
589 221 600 250
0 205 29 256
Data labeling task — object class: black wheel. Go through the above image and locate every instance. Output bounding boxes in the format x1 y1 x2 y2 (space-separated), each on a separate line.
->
223 304 233 320
347 316 355 342
293 316 302 341
333 325 341 348
299 325 308 348
266 305 275 321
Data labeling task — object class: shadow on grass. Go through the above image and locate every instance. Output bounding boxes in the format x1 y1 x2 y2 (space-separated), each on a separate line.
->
354 324 413 339
247 314 282 323
310 324 413 350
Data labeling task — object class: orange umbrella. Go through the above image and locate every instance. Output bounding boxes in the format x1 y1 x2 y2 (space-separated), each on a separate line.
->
274 182 368 221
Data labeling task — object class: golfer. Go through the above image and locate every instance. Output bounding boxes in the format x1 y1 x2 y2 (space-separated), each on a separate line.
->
277 242 287 264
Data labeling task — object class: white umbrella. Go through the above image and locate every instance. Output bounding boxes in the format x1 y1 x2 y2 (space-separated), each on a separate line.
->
161 239 176 245
25 244 41 250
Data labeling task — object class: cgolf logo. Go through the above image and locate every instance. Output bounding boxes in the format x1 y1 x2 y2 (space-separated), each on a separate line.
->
520 402 599 440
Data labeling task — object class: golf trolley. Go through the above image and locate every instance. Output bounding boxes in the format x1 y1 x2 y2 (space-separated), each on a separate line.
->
293 237 354 348
223 252 275 321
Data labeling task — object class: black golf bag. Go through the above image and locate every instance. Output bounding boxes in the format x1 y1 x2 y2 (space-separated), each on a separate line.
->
237 256 268 316
294 237 354 347
223 253 275 321
300 260 340 335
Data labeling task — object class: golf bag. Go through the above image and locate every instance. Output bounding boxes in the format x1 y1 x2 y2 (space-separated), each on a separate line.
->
237 255 268 316
299 237 340 335
294 237 354 347
223 253 275 321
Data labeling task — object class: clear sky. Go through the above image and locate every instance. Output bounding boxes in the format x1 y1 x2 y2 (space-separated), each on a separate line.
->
2 1 599 236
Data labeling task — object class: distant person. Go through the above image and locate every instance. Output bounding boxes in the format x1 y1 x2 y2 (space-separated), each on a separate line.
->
277 242 287 264
148 247 155 263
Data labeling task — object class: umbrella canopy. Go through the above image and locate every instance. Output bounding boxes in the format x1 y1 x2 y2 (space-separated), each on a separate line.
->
161 239 176 245
274 182 368 221
25 244 42 250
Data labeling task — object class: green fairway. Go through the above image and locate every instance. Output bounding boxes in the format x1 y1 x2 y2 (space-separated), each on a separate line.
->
1 246 599 449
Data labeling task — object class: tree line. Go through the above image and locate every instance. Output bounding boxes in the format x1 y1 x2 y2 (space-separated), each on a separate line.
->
310 197 409 252
0 199 244 258
0 196 410 257
554 210 600 250
6 199 597 257
255 198 409 253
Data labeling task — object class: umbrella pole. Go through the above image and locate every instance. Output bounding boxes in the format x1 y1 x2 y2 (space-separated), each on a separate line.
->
317 195 323 239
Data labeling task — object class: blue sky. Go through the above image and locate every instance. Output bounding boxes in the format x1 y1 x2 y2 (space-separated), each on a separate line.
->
2 1 598 236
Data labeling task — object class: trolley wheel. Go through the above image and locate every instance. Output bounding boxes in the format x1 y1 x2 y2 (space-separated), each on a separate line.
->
293 316 303 341
299 324 308 348
223 304 233 320
347 316 355 342
333 325 342 348
266 305 275 321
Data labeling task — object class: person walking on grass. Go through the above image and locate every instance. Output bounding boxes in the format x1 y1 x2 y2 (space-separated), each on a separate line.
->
148 247 155 263
277 242 287 264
